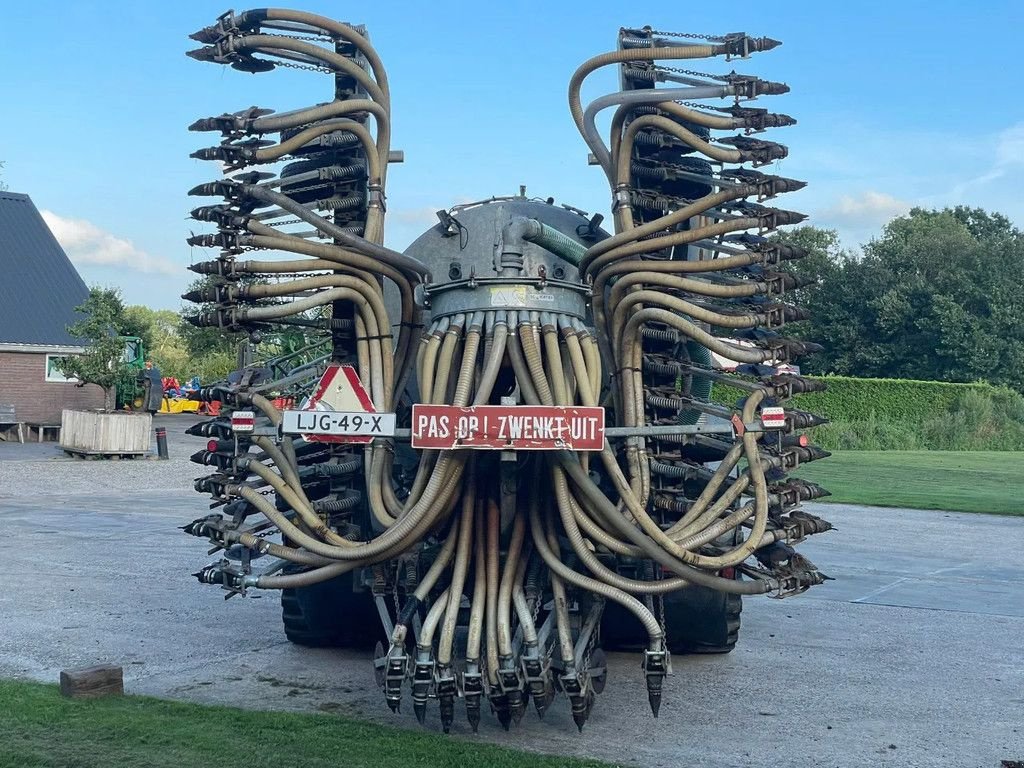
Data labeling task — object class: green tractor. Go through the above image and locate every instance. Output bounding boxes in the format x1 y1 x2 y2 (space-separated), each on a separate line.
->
116 336 148 410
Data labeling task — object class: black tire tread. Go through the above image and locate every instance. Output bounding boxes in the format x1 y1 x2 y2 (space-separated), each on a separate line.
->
280 571 381 649
600 585 742 655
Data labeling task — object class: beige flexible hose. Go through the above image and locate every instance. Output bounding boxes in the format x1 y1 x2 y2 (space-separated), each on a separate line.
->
497 512 527 658
254 119 384 186
234 35 388 118
472 316 508 406
465 499 487 666
530 494 664 651
438 465 476 665
609 101 737 163
568 44 719 140
262 9 391 106
552 466 685 594
417 587 451 650
238 451 463 561
484 498 501 685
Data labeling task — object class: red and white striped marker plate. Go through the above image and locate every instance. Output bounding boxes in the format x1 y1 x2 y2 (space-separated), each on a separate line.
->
760 406 786 429
230 410 256 433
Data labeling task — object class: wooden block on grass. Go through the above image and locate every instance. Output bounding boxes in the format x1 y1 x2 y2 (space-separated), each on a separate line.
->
59 664 124 699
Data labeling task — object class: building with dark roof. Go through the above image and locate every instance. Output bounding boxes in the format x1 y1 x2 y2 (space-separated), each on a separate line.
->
0 191 104 426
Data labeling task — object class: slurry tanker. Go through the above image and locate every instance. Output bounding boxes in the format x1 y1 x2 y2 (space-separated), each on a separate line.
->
181 9 832 734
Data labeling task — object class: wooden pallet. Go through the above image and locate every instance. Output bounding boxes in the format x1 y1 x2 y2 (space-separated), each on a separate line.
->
61 446 151 460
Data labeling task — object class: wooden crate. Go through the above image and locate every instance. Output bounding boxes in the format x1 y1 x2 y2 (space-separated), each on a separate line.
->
60 410 152 455
59 664 124 698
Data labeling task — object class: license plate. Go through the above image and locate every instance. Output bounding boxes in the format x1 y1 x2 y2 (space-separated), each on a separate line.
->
282 410 396 437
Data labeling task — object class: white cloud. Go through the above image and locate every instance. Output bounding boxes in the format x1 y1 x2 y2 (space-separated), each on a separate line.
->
995 122 1024 167
40 210 179 275
950 121 1024 194
817 191 913 230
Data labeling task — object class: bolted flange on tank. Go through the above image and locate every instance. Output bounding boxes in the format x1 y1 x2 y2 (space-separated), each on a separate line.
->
403 195 609 323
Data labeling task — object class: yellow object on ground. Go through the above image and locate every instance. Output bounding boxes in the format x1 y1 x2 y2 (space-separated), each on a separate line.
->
160 398 201 414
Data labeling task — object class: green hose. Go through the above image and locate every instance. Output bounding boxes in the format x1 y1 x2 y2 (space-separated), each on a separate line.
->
679 341 713 425
523 221 587 266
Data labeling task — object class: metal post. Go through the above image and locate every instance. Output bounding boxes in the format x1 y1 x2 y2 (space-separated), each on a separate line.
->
155 426 169 460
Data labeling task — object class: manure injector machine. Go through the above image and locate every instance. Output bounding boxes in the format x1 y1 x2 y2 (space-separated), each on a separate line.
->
182 9 833 734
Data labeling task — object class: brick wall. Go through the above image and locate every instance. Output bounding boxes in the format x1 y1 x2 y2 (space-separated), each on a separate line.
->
0 351 106 424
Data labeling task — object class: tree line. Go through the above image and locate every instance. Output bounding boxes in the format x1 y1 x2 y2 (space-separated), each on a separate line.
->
783 206 1024 393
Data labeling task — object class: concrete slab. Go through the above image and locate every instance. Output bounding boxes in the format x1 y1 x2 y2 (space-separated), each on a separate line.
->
1 450 1022 767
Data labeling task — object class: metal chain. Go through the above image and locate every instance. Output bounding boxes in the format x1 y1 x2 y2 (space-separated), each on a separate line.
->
682 101 727 111
276 59 333 74
649 30 728 42
583 628 596 673
533 594 551 664
275 181 325 198
661 65 729 83
265 31 335 44
262 32 337 74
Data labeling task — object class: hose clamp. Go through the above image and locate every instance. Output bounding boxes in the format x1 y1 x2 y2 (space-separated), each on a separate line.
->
612 186 632 211
368 184 386 213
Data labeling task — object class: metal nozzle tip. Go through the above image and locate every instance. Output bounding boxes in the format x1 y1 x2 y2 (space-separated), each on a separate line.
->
497 709 512 731
188 27 221 43
186 46 218 62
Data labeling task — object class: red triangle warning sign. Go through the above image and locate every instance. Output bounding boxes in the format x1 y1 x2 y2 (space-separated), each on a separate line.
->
301 364 376 444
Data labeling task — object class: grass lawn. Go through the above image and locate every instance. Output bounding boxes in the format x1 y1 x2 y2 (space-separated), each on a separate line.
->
794 450 1024 516
0 680 615 768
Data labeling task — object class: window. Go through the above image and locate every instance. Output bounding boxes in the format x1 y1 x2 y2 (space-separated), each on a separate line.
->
45 354 80 383
122 338 142 364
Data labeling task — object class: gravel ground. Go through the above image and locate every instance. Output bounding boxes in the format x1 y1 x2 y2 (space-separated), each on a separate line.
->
0 414 204 495
2 422 1022 767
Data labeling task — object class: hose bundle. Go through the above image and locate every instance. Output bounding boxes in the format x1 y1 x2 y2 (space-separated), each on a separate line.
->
181 15 834 736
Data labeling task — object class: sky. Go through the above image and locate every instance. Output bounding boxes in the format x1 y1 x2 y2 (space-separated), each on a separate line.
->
2 0 1022 309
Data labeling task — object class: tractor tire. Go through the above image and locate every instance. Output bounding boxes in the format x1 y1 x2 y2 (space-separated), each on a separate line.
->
601 585 742 655
280 570 382 649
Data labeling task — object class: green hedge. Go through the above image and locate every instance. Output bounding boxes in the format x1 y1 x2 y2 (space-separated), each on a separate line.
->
715 376 999 421
778 376 1001 423
711 375 1024 451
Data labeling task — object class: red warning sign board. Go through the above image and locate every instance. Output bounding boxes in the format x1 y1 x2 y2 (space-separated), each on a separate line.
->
295 364 378 445
411 404 604 451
